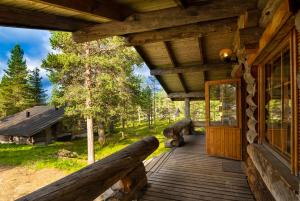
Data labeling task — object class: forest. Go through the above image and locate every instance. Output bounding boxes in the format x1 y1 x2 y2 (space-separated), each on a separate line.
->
0 32 206 171
0 32 205 137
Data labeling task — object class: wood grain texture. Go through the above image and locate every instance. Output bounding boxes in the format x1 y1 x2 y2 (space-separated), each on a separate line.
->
0 4 94 31
205 79 242 160
142 135 254 201
206 127 242 160
125 18 237 46
19 0 133 21
73 0 256 42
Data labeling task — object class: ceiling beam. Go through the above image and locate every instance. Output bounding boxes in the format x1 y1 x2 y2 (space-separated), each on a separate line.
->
174 0 188 9
196 36 205 64
150 63 231 75
163 41 188 93
125 18 237 46
196 36 207 84
73 0 256 42
27 0 133 21
0 5 93 31
168 92 204 99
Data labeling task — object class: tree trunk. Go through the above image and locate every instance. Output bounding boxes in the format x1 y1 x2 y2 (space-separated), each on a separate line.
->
84 43 94 164
138 107 141 125
98 121 105 145
109 119 114 134
147 113 151 129
86 117 94 164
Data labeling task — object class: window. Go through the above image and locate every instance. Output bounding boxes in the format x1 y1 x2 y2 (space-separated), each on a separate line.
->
265 47 291 159
209 83 237 127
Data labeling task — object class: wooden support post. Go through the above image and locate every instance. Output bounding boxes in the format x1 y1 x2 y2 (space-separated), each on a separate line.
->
185 98 190 119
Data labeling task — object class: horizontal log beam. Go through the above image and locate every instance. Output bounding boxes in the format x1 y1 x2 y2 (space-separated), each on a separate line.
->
0 5 93 31
150 63 231 75
125 18 237 45
26 0 133 21
17 137 159 201
239 26 264 49
73 0 256 42
168 92 204 99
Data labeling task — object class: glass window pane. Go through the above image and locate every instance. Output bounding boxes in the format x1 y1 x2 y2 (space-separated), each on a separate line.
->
282 49 291 156
209 83 237 127
265 47 291 159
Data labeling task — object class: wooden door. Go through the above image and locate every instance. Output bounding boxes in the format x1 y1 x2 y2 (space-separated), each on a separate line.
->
205 79 242 160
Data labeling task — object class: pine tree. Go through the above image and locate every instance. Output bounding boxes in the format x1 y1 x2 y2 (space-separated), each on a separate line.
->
0 44 32 116
29 67 47 105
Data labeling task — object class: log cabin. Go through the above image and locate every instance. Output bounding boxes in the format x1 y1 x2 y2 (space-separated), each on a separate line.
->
0 0 299 200
0 106 65 144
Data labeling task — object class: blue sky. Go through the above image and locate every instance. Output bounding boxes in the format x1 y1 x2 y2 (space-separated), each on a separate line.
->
0 27 52 97
0 27 152 99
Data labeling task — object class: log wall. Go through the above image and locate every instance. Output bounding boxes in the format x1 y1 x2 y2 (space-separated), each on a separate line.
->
247 144 299 201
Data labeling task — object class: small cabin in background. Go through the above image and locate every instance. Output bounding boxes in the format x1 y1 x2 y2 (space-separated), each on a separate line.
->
0 106 64 144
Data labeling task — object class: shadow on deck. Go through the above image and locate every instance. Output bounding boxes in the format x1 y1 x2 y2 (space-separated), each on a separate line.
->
142 134 254 201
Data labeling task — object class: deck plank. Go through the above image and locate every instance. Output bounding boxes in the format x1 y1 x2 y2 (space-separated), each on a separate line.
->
140 135 254 201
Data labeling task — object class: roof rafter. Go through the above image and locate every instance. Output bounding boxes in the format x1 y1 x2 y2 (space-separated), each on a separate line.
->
168 92 204 99
26 0 133 21
150 63 231 75
163 41 188 93
73 0 256 42
0 5 93 31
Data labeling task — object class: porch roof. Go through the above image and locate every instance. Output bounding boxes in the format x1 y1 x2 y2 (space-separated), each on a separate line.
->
0 0 261 100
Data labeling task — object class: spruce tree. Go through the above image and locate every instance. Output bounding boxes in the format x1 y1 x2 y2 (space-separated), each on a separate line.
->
29 68 47 105
0 44 32 116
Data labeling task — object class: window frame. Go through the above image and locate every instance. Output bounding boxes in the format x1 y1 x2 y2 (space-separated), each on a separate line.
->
259 31 298 173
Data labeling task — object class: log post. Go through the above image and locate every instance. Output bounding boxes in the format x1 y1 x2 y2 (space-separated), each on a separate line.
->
17 136 159 201
184 98 190 119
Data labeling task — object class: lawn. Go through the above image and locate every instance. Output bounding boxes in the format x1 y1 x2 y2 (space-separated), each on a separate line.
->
0 121 171 173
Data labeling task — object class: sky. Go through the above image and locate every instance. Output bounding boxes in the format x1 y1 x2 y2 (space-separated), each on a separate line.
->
0 27 152 99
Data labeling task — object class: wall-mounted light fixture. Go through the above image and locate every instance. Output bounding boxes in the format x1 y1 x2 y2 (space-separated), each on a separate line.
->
219 48 238 64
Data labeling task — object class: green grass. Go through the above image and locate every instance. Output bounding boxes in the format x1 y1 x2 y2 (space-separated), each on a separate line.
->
0 121 171 173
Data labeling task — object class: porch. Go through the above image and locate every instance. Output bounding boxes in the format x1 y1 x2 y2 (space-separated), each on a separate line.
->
142 134 254 201
1 0 300 200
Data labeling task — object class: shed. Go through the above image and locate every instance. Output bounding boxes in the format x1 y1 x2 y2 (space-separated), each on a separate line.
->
0 106 64 144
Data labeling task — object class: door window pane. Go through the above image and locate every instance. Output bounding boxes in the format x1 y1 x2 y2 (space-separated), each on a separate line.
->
209 83 237 127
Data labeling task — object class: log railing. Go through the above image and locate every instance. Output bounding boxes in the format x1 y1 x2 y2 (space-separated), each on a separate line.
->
164 119 193 148
17 136 159 201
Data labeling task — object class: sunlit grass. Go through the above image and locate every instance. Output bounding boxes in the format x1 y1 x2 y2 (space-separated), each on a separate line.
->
0 121 171 173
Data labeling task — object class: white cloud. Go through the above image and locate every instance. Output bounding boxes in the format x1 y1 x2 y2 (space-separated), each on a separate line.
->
24 55 48 77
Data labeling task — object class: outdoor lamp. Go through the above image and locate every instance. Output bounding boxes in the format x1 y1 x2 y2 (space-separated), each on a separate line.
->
219 48 232 63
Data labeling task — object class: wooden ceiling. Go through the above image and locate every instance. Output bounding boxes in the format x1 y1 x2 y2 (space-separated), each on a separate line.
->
0 0 260 100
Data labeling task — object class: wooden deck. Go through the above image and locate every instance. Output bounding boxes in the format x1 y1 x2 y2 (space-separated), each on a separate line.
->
142 134 255 201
